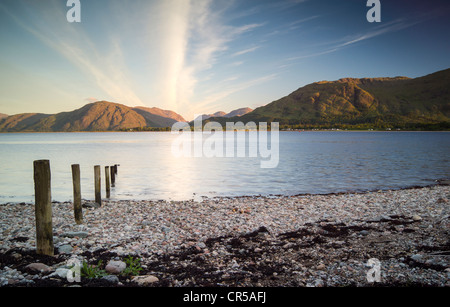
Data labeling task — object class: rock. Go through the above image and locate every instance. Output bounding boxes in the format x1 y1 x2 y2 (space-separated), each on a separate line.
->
307 279 324 287
82 202 100 209
132 275 159 286
11 252 22 261
359 230 369 236
411 254 423 262
230 259 240 269
7 278 19 285
315 279 324 287
425 259 437 266
60 231 89 238
412 215 422 221
105 260 127 274
52 268 70 279
371 216 390 222
102 275 120 284
58 244 73 254
25 263 52 274
316 263 326 270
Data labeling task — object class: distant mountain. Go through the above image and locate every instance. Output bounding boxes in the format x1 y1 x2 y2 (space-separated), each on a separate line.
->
0 113 50 132
132 106 186 128
195 111 227 121
195 108 253 121
208 68 450 129
223 107 253 118
133 106 186 122
0 101 185 132
0 113 8 119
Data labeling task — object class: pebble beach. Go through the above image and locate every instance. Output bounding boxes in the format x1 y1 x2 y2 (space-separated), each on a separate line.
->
1 184 449 287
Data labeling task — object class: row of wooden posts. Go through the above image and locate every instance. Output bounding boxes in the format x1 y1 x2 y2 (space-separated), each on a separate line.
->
33 159 119 256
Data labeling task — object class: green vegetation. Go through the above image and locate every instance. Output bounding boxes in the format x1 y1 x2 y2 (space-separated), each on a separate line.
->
120 126 172 132
121 256 143 276
75 256 143 279
279 122 450 131
80 260 107 279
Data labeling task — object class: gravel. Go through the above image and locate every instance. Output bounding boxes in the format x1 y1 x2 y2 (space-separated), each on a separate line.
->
0 185 449 287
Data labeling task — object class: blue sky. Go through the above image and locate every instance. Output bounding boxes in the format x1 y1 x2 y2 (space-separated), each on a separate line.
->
0 0 449 120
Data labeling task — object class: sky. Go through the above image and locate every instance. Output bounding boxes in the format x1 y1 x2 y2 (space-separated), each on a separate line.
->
0 0 449 121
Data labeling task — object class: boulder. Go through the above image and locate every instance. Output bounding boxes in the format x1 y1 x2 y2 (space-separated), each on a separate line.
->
131 275 159 286
102 275 120 284
60 231 89 238
58 244 73 254
25 263 52 274
105 260 126 274
411 254 423 262
82 202 100 209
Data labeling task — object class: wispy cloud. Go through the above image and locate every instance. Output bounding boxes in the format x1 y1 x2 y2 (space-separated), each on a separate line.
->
1 0 144 107
230 61 244 67
232 46 261 57
288 15 321 28
337 19 420 48
229 0 309 20
287 18 423 62
153 0 192 112
155 0 266 118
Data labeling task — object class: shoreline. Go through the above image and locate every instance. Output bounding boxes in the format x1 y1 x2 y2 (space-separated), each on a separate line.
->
1 184 449 287
2 179 449 206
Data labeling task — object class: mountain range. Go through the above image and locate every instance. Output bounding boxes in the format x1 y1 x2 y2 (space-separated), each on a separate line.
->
0 68 449 132
195 107 253 121
210 68 449 130
0 101 253 132
0 102 186 132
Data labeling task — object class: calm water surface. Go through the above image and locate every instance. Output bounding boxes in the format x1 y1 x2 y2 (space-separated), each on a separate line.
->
0 131 448 203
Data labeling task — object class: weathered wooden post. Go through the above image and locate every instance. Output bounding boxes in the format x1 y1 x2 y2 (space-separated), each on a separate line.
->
114 164 118 175
71 164 83 224
33 160 54 256
94 165 101 206
110 165 115 187
105 166 111 198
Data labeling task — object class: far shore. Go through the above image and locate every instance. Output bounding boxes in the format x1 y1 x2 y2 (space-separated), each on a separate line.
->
1 129 450 134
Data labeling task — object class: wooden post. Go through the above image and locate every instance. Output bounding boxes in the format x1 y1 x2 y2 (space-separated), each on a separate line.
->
94 165 101 206
110 165 115 187
71 164 83 224
33 160 54 256
114 164 118 175
105 166 110 198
